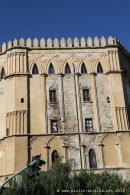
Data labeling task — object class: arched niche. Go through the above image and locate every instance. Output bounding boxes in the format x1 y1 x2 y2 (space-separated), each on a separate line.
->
97 62 103 73
48 63 55 74
81 62 87 74
32 64 39 74
102 136 119 167
65 63 71 74
30 138 44 169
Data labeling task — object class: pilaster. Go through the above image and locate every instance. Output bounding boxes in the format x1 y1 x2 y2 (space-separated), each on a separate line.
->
75 72 82 132
90 72 100 131
81 144 86 169
62 144 69 163
57 73 65 122
98 144 104 168
41 73 48 133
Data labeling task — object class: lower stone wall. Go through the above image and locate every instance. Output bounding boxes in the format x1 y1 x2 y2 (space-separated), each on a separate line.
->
73 168 130 181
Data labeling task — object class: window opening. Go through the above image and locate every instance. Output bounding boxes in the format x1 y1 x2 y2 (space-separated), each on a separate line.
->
52 150 58 164
89 149 97 168
50 90 56 103
51 120 58 133
85 119 93 132
83 89 90 101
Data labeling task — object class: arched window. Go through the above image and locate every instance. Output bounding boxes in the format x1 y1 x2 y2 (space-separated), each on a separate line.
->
49 63 55 74
52 150 58 164
89 149 97 168
97 62 103 73
81 62 87 74
1 68 5 79
32 64 39 74
65 63 71 74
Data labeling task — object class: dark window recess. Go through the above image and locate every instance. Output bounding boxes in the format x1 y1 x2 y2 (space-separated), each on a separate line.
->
51 120 58 133
21 98 24 103
107 97 110 103
1 69 6 79
65 63 71 74
85 119 93 132
81 63 87 74
124 70 127 76
97 62 103 73
32 64 39 74
89 149 97 168
6 128 9 136
50 90 56 103
83 89 90 101
49 63 55 74
52 150 58 164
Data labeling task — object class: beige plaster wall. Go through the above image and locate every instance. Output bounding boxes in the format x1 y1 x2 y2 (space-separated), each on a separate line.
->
30 75 44 134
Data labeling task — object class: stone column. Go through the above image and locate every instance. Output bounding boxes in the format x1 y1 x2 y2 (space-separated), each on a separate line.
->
41 73 48 133
98 144 104 168
44 145 50 170
62 144 69 163
81 144 86 169
75 72 82 132
91 73 100 131
57 73 65 121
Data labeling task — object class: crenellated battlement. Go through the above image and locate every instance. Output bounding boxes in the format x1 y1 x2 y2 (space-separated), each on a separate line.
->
0 36 130 57
0 36 130 55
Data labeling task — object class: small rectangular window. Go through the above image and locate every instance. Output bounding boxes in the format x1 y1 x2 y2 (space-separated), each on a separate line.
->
85 119 93 132
51 120 58 133
50 90 56 103
83 89 90 101
21 98 24 103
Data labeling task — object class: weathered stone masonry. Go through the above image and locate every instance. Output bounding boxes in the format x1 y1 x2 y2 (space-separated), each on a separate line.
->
0 36 130 184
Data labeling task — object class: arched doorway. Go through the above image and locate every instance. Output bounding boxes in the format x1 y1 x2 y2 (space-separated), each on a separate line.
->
52 150 58 164
89 149 97 168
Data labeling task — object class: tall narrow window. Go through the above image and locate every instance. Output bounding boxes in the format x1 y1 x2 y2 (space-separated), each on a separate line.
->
32 64 39 74
52 150 58 164
97 62 103 73
85 118 93 132
65 63 71 74
50 90 56 103
83 89 90 101
49 63 55 74
89 149 97 168
81 63 87 74
1 68 5 79
51 120 58 133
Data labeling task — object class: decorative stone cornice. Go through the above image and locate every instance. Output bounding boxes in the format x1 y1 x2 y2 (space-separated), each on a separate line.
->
40 73 48 77
106 70 122 75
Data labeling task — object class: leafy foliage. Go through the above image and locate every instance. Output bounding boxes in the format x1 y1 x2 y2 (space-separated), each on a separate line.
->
2 158 130 195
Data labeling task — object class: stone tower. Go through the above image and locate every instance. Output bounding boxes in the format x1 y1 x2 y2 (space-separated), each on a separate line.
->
0 36 130 184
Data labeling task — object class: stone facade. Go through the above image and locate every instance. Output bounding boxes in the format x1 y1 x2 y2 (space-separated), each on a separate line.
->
0 36 130 184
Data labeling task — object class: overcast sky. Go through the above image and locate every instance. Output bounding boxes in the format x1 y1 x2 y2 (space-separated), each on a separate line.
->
0 0 130 50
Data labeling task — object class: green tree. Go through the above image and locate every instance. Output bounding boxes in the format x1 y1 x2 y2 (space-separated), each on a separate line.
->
2 158 130 195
